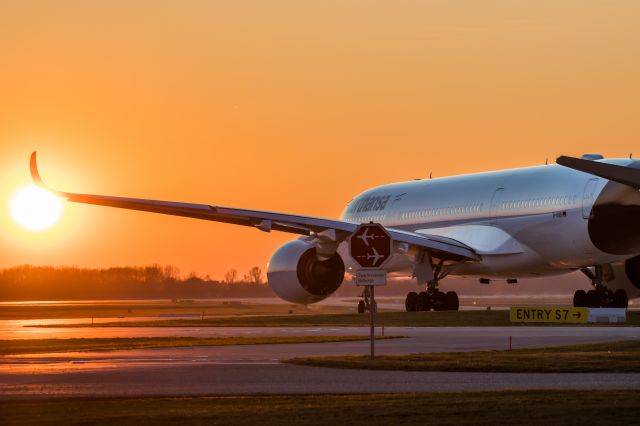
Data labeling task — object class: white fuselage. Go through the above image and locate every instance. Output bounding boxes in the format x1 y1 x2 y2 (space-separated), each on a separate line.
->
338 160 637 280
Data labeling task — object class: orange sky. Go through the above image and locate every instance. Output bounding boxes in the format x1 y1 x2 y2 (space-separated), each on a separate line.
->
1 1 639 280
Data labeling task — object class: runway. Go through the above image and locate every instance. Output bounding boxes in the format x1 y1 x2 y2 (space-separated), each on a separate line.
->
2 326 640 396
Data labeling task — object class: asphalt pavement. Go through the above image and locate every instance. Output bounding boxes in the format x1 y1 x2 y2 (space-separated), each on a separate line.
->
1 326 640 396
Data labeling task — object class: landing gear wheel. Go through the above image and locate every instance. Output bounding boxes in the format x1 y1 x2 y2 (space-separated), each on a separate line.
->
432 291 447 311
587 290 605 308
424 292 433 311
573 290 587 308
417 292 429 311
357 300 366 314
613 289 629 309
444 291 459 311
586 289 600 308
405 292 418 312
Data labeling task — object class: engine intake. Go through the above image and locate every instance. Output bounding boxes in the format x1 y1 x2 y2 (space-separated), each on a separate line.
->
267 239 345 304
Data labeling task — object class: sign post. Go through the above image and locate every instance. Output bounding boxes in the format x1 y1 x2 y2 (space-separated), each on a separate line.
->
349 223 393 360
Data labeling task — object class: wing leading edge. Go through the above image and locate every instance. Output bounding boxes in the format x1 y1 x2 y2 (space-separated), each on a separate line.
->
30 152 479 261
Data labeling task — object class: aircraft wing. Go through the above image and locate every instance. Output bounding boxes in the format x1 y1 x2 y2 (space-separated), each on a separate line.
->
30 152 479 261
557 155 640 189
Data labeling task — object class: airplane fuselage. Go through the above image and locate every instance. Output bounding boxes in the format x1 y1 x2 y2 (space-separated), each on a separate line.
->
339 159 640 281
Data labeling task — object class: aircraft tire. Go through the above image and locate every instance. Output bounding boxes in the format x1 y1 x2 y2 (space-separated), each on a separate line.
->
445 291 459 311
405 292 418 312
573 290 587 307
417 292 429 311
357 300 366 314
587 290 601 308
613 289 629 309
432 291 446 311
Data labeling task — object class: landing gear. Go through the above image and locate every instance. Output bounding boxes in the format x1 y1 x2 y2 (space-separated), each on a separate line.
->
573 288 628 308
405 288 459 311
445 291 460 311
573 289 587 307
405 256 460 312
416 292 430 311
575 267 629 308
357 287 377 314
613 289 629 309
405 291 418 312
405 280 459 312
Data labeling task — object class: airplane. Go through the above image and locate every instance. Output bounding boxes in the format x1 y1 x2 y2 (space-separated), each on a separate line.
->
29 152 640 312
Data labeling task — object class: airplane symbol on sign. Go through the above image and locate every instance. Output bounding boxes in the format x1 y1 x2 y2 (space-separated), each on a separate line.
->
365 247 384 266
356 228 375 247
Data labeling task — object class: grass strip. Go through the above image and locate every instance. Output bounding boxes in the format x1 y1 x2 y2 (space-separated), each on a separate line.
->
0 302 348 320
0 336 397 355
288 339 640 373
2 391 640 425
33 310 640 328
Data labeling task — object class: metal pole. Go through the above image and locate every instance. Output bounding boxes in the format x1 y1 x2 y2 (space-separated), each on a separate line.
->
370 285 375 360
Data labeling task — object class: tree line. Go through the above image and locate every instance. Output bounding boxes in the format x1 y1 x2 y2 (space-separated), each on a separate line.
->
0 264 588 301
0 265 272 301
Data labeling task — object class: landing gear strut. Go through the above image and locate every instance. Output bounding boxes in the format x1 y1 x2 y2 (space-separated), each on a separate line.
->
405 260 459 312
357 286 377 314
574 266 628 308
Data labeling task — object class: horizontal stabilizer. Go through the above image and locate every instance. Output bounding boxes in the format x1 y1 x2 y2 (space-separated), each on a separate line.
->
556 156 640 189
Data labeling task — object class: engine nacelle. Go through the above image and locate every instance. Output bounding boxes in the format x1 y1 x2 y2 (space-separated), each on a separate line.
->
267 239 345 304
604 256 640 298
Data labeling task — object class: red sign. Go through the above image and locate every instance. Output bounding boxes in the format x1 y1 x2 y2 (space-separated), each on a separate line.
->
349 223 393 268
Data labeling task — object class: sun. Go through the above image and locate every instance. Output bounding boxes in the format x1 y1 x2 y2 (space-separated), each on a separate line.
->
10 184 63 231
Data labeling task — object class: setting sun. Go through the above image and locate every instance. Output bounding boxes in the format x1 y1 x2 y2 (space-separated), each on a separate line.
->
10 184 63 231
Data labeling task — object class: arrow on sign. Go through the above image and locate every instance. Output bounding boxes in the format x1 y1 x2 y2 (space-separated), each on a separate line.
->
573 312 582 318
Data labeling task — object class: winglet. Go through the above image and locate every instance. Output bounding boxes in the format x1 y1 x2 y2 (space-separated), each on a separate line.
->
30 151 45 187
30 151 62 195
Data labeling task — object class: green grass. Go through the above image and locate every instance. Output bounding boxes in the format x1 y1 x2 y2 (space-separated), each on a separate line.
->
2 391 640 425
0 336 395 355
37 310 640 328
289 339 640 373
0 301 349 320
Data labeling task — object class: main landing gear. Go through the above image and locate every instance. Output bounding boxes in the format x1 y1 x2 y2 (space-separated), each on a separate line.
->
573 266 628 308
357 287 377 314
405 257 459 312
405 282 459 312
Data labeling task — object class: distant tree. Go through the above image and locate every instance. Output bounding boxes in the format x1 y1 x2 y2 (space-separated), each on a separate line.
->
224 268 238 284
246 266 263 284
143 265 164 285
185 272 203 284
163 265 180 281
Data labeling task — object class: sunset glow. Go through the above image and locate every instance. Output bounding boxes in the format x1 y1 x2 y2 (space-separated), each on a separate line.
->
0 1 639 279
10 185 63 231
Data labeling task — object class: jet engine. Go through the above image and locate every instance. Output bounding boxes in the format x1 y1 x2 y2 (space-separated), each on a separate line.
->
267 239 345 304
604 255 640 298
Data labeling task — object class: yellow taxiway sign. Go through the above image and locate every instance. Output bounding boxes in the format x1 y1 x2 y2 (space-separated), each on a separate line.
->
510 307 588 323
